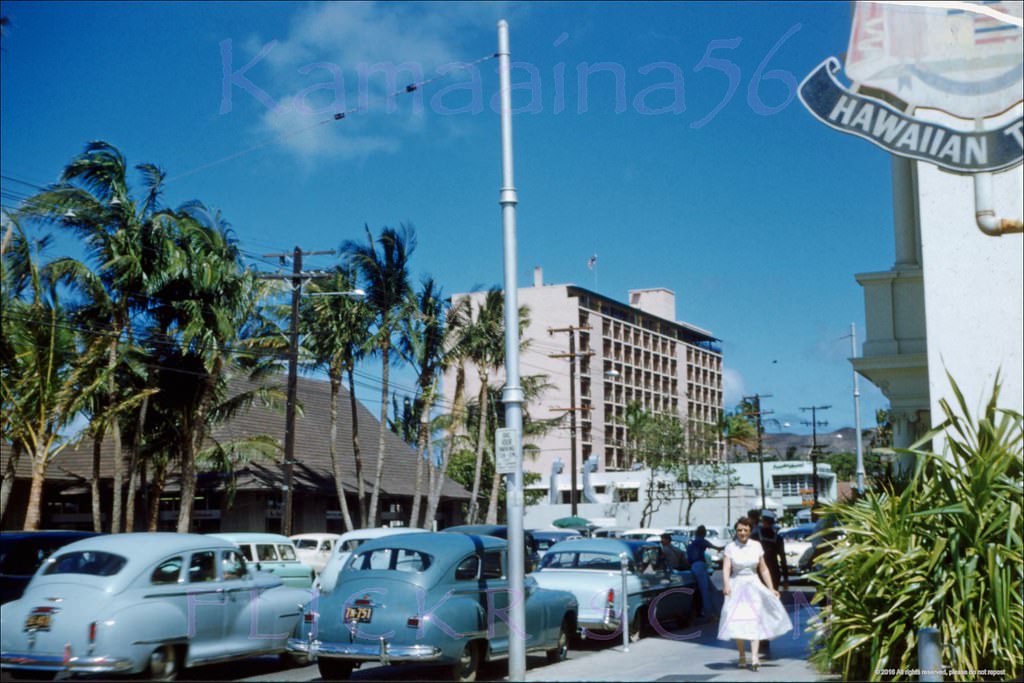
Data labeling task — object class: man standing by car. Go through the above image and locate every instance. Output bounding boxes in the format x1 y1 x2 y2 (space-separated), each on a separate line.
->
752 510 788 657
658 533 689 573
686 525 722 620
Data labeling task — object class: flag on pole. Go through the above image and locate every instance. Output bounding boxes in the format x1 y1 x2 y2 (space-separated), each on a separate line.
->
587 254 597 270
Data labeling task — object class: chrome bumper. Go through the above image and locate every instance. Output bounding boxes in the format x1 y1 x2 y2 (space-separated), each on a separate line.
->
1 651 135 674
577 609 622 634
287 637 443 666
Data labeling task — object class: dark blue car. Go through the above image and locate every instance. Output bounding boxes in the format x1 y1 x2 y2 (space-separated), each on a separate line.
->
0 530 99 603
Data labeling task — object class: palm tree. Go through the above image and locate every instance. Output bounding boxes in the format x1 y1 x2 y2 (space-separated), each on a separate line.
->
148 202 269 533
340 225 415 527
397 277 450 528
300 266 373 530
21 142 174 532
0 223 88 529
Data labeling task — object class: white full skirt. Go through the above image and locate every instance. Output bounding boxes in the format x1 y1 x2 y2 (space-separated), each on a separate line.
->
717 574 793 641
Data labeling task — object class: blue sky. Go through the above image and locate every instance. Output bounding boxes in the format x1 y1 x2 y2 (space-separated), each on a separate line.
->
1 1 896 437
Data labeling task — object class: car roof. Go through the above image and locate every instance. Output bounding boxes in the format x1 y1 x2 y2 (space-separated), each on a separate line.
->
336 527 428 543
356 531 507 557
542 537 650 555
48 532 234 565
290 533 340 541
208 533 295 544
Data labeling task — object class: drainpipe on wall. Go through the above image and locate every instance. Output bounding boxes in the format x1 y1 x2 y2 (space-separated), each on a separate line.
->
974 172 1024 236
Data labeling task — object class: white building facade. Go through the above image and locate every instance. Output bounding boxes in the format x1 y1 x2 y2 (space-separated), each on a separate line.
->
444 271 724 487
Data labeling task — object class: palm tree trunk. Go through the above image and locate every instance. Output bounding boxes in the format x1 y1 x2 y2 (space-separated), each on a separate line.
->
368 339 391 527
148 461 166 532
329 373 355 532
484 459 502 525
176 431 198 534
409 380 435 528
427 363 464 526
124 396 148 532
107 337 124 534
0 440 23 523
23 453 47 530
91 429 104 532
467 374 489 524
347 364 366 527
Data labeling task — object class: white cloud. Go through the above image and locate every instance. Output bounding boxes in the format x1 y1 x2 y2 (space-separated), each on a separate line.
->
722 367 745 410
236 2 517 164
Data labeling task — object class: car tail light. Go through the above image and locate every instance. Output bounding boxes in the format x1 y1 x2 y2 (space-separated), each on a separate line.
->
355 596 371 606
407 616 420 628
606 589 615 607
304 611 317 624
88 622 97 644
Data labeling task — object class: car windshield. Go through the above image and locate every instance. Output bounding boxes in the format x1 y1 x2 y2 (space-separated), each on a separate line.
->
539 550 623 571
347 547 432 573
277 544 297 561
294 540 319 550
43 551 127 577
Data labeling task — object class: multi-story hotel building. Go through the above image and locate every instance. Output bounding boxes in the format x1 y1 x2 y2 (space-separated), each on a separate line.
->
445 268 723 489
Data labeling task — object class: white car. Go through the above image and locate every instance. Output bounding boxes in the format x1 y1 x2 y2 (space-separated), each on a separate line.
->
289 533 340 575
313 526 428 593
780 523 817 577
620 527 664 541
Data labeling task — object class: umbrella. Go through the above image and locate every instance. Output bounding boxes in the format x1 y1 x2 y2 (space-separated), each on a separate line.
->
552 516 590 529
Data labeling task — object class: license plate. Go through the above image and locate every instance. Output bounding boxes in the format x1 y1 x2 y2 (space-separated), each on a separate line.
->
24 613 52 631
344 606 373 623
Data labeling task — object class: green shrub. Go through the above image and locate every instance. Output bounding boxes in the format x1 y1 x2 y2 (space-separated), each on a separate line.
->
810 378 1022 681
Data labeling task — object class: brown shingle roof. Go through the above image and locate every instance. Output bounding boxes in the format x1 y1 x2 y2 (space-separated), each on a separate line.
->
1 374 468 500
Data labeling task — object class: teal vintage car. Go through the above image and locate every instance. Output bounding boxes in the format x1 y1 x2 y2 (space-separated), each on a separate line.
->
209 533 314 589
1 533 309 679
288 532 578 681
531 538 698 641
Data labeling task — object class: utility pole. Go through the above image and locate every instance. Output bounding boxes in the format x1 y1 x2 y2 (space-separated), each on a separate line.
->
261 247 335 536
800 404 831 513
843 323 866 494
549 326 593 516
743 393 773 510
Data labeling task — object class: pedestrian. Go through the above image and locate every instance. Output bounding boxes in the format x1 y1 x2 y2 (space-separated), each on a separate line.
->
718 517 792 671
686 525 721 620
658 533 689 572
752 510 788 658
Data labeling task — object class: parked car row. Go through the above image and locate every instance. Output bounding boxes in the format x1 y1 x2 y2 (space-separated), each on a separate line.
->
1 528 699 681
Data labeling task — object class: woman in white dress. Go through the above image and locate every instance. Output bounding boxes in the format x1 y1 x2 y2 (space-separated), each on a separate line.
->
717 517 792 670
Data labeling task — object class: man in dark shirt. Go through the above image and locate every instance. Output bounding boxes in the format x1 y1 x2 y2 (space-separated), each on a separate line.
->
658 534 689 572
752 510 788 657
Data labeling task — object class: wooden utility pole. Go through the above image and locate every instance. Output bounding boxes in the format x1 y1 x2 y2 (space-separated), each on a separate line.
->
549 325 592 515
261 247 334 536
800 404 831 513
743 393 773 510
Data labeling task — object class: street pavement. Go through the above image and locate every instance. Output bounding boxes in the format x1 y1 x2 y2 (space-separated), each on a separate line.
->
522 582 837 683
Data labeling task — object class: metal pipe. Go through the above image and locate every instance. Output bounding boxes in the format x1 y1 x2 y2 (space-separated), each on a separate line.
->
851 323 865 494
620 552 630 653
974 172 1024 236
497 18 527 682
918 627 943 682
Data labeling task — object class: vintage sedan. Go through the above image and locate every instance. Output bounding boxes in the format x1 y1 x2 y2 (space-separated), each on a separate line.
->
531 538 698 642
780 523 817 577
209 532 314 588
288 532 578 681
0 533 310 680
290 533 340 575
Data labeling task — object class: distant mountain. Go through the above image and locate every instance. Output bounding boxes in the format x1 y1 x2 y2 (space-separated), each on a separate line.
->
744 427 868 461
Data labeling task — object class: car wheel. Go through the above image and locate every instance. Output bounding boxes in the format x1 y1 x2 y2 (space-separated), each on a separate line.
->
146 645 179 681
279 651 310 667
450 641 480 682
546 617 571 664
316 658 354 680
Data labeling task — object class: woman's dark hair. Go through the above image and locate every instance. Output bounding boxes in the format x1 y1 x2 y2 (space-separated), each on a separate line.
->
735 516 753 530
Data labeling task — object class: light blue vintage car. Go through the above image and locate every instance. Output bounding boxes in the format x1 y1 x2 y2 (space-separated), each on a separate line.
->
0 533 310 680
530 538 698 641
209 532 315 589
288 532 578 681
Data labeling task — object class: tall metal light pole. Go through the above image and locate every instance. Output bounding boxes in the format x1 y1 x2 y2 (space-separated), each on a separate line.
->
497 18 527 682
847 323 866 494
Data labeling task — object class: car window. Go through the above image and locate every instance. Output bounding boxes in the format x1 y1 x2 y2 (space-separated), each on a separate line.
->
189 551 217 582
539 551 577 569
341 539 365 552
43 551 127 577
238 545 254 562
151 557 183 584
221 550 246 580
482 551 504 579
277 544 297 561
256 544 279 561
348 547 432 572
294 539 318 550
321 540 333 551
454 555 480 580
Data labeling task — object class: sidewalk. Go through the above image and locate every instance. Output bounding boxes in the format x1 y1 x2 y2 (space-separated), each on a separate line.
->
522 594 838 682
